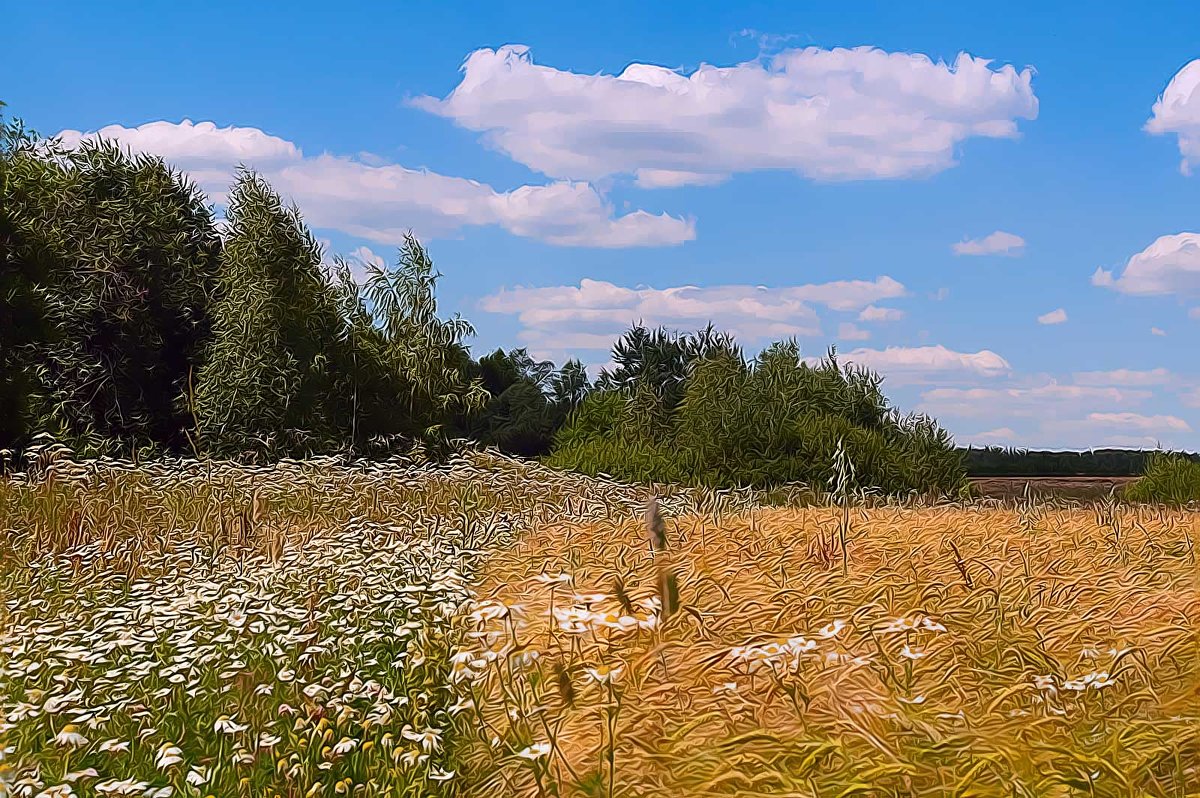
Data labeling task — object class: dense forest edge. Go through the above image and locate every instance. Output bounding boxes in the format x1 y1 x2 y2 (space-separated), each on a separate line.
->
2 100 1196 501
960 447 1200 477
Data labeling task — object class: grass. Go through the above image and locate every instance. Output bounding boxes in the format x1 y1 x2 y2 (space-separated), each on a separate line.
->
455 499 1200 797
4 452 1200 797
0 450 726 798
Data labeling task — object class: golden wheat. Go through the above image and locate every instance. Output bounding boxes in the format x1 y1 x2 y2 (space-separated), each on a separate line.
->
455 502 1200 797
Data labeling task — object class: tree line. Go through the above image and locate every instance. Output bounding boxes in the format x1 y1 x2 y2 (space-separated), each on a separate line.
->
960 447 1200 477
1 103 973 495
0 103 589 461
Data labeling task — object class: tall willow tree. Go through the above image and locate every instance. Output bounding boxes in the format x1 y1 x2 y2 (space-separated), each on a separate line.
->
15 136 220 455
355 234 488 451
195 171 348 457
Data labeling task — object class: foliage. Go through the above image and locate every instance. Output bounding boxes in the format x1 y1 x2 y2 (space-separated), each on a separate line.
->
0 103 52 450
962 446 1200 477
3 125 221 456
1123 452 1200 504
454 347 591 457
358 234 488 451
549 332 968 496
194 171 348 457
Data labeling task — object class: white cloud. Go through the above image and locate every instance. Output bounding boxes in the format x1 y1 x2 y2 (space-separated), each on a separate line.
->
1060 412 1190 433
920 382 1152 419
54 119 693 248
858 305 905 322
1071 367 1174 386
952 230 1026 256
1181 387 1200 408
1152 326 1167 336
349 245 387 270
341 245 387 283
633 170 727 189
1037 307 1067 325
1146 59 1200 175
480 275 907 356
414 44 1038 185
958 427 1016 445
816 344 1011 381
57 119 299 164
837 322 870 341
1094 232 1200 296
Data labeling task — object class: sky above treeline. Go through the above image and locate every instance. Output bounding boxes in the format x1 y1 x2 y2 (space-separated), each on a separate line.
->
8 1 1200 450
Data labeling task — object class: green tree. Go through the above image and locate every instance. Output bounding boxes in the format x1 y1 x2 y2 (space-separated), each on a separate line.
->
548 324 967 496
549 359 590 409
456 348 586 457
194 170 346 457
15 134 221 455
356 233 487 452
0 103 53 450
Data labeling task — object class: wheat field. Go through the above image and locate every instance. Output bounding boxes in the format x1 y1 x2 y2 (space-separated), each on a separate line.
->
3 455 1200 797
454 499 1200 797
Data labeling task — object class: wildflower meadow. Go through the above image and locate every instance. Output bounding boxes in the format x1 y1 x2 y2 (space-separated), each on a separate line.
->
4 448 1200 797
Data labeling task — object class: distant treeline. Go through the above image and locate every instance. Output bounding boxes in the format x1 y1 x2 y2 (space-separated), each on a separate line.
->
961 447 1200 477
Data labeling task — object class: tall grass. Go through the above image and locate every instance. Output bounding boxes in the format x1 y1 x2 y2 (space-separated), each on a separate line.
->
7 450 1200 796
0 448 731 798
453 501 1200 796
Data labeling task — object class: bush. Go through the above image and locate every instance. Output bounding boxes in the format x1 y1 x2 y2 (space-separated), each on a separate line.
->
1123 453 1200 504
547 331 968 497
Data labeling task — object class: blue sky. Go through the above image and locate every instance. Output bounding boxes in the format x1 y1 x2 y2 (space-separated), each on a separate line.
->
8 0 1200 449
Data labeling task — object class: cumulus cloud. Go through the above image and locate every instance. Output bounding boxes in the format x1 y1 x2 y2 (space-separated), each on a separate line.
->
55 119 300 195
858 305 905 322
53 119 693 248
1146 59 1200 175
338 245 387 283
1071 367 1174 386
1094 232 1200 296
480 276 906 357
814 345 1011 382
958 427 1016 445
1152 326 1168 336
837 322 870 341
952 230 1026 256
414 44 1038 185
1037 308 1067 325
1058 412 1190 433
919 383 1152 419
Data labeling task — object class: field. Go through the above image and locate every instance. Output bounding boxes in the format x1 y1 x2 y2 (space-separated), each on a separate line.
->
3 455 1200 797
970 477 1139 501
